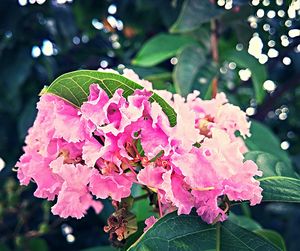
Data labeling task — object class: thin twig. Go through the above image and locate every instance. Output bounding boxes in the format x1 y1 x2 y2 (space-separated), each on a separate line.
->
120 156 137 175
157 193 163 218
210 0 219 98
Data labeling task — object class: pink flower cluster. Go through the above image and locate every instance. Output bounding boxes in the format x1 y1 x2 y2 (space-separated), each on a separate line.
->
16 69 262 224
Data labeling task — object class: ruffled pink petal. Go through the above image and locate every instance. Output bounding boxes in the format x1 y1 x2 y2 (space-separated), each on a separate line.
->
51 184 95 219
137 164 165 189
81 84 110 127
161 170 194 215
89 170 133 201
17 152 62 200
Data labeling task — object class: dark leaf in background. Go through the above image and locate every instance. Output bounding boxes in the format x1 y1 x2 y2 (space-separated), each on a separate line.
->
0 47 33 99
254 229 287 251
170 0 224 33
132 33 196 67
245 121 290 165
144 72 173 91
173 44 206 96
245 151 300 203
223 50 266 104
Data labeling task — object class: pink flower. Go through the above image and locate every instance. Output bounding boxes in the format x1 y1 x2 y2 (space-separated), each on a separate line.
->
82 136 105 167
201 128 245 178
89 169 133 201
187 91 227 119
50 157 103 219
161 170 194 215
16 68 263 225
172 148 217 191
215 103 251 138
81 84 109 127
137 164 165 189
193 188 227 224
42 94 86 143
170 94 203 151
17 151 62 200
51 184 102 219
223 160 263 206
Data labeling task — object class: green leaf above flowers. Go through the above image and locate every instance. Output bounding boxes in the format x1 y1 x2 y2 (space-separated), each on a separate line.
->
45 70 177 127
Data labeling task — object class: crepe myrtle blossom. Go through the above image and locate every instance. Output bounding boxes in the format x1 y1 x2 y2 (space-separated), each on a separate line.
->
16 68 262 230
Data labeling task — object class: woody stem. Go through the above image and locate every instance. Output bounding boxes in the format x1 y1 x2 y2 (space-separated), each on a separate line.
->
210 0 219 98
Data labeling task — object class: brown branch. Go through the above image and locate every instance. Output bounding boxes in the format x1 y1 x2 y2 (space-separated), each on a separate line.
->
210 0 219 98
210 20 219 63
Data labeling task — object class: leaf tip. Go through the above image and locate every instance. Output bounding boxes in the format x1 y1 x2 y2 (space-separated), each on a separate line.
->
39 86 49 96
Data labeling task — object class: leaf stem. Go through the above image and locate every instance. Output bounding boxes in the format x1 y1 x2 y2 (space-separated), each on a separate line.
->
157 193 163 218
216 222 221 251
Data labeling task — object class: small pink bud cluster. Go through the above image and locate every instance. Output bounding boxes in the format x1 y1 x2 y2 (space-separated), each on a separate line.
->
16 69 262 225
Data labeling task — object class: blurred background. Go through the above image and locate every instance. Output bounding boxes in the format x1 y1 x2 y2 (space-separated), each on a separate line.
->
0 0 299 250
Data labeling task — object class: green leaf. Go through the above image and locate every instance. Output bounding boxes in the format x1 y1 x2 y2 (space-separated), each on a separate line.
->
131 185 154 222
245 151 300 203
221 221 279 251
223 50 266 104
188 27 211 50
45 70 177 127
228 213 262 231
254 229 287 251
132 33 196 67
245 121 291 166
173 44 206 96
128 212 279 251
170 0 224 33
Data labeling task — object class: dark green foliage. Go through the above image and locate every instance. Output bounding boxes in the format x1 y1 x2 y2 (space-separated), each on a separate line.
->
127 212 280 251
